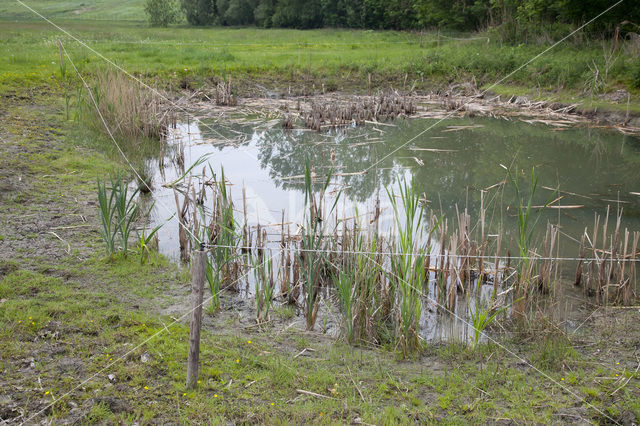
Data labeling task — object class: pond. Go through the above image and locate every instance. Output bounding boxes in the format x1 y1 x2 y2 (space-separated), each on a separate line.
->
142 111 640 342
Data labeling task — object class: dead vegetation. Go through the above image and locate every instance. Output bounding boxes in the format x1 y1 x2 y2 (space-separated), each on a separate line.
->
89 70 176 140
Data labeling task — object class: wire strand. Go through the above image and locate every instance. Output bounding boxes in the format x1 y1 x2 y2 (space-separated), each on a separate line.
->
17 251 262 425
202 242 640 263
356 248 622 425
15 0 256 162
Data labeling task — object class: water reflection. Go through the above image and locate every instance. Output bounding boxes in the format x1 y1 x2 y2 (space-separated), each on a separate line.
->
248 117 640 252
151 117 640 261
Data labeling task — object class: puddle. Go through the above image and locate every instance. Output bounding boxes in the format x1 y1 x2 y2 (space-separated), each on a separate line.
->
141 113 640 342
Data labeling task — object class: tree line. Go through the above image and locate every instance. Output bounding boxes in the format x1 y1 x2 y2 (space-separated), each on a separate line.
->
147 0 638 36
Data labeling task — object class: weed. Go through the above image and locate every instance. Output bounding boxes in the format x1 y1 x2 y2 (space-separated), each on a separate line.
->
469 302 505 350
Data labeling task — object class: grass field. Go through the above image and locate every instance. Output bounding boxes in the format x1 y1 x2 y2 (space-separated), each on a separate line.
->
1 14 638 110
0 0 145 21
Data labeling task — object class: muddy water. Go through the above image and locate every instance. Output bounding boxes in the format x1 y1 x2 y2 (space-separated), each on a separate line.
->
143 114 640 341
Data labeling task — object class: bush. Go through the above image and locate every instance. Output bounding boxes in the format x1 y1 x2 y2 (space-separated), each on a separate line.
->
144 0 181 27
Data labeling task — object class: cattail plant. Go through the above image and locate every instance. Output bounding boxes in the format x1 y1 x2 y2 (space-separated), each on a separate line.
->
112 175 140 256
252 228 274 323
333 214 382 344
299 158 340 330
387 177 429 356
96 172 140 258
507 167 556 319
203 168 239 311
97 176 118 256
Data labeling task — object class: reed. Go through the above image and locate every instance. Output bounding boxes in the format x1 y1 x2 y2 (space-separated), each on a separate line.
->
252 231 275 323
387 177 428 356
333 214 382 344
97 176 118 256
112 175 140 256
299 158 340 331
299 92 416 131
96 172 140 258
203 168 239 311
214 79 237 106
86 70 175 140
578 209 639 306
507 167 556 318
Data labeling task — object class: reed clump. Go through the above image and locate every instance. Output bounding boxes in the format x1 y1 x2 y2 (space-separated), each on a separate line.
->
87 70 175 140
214 79 237 106
97 172 140 258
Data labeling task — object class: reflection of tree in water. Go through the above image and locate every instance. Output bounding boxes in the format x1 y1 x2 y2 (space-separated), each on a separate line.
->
254 127 397 202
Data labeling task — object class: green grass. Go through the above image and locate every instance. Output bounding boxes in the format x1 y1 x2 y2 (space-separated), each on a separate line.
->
0 19 638 111
2 259 638 424
0 0 146 21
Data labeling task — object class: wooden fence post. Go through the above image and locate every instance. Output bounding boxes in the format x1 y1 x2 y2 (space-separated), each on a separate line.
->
186 249 206 389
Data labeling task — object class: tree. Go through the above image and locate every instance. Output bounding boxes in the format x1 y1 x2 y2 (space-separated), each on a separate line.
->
254 0 277 27
144 0 181 27
224 0 258 25
271 0 323 29
181 0 216 25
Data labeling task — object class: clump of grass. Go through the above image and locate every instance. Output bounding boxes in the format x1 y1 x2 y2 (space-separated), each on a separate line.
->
469 302 505 350
531 334 577 371
135 204 165 265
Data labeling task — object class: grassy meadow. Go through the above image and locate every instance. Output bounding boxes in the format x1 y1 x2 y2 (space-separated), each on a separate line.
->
1 16 639 110
1 2 640 424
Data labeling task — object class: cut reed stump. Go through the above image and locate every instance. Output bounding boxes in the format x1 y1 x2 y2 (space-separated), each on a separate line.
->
186 249 206 389
575 229 586 286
